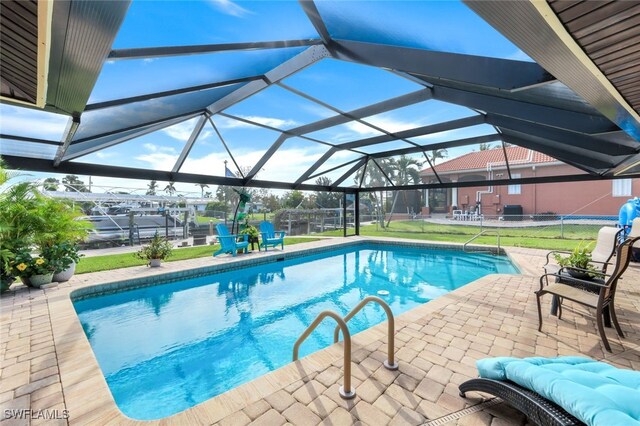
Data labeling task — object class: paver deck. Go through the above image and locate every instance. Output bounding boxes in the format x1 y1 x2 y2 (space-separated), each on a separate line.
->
1 238 639 425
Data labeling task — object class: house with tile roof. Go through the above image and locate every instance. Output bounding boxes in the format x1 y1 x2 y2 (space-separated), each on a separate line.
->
420 146 638 217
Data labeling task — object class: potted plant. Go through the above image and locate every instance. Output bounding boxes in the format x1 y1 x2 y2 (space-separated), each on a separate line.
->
41 242 83 282
12 248 56 288
0 248 15 293
135 232 173 267
554 242 599 279
239 224 260 251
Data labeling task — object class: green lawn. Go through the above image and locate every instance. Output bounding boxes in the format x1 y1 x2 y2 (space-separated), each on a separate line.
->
320 221 597 251
76 237 320 274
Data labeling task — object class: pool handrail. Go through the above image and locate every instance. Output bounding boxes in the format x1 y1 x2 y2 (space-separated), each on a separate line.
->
293 310 355 399
333 296 399 370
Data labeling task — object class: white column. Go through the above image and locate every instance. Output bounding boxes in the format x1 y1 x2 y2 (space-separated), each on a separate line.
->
452 187 458 208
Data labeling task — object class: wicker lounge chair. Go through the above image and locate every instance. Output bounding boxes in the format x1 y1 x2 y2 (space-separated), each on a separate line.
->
537 236 639 351
460 356 640 426
459 378 583 426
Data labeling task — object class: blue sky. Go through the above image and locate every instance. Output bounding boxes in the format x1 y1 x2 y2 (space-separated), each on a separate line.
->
0 0 531 194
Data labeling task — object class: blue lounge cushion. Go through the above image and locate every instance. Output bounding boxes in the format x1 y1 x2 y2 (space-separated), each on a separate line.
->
477 356 640 426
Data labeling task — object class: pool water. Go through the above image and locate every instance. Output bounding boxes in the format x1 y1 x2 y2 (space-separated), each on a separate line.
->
73 244 517 420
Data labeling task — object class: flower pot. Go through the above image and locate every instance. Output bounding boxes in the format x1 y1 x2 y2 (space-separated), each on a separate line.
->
29 273 54 288
53 261 76 282
1 275 15 294
149 259 162 267
567 268 591 280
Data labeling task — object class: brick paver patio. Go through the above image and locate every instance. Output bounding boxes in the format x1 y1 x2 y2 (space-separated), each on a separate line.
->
1 238 639 425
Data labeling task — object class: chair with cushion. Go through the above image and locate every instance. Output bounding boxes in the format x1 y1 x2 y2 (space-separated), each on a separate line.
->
259 221 285 251
543 227 622 277
537 237 639 352
460 356 640 426
213 223 249 257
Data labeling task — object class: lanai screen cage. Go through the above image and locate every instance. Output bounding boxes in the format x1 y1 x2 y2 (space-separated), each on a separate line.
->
1 0 639 236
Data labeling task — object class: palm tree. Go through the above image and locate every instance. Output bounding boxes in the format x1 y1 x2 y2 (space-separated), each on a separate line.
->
164 181 176 196
42 178 59 191
428 149 448 166
195 183 209 198
478 143 494 151
354 158 394 227
387 155 423 226
146 180 158 196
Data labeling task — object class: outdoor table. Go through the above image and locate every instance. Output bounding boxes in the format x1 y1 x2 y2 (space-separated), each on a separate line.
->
550 271 611 327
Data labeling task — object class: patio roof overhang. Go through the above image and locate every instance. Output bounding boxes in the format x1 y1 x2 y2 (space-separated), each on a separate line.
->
1 0 640 192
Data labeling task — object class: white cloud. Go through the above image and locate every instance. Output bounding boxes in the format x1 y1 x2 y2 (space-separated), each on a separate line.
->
162 120 198 141
0 105 68 140
216 115 298 130
135 152 179 171
208 0 253 17
142 143 177 154
94 152 115 159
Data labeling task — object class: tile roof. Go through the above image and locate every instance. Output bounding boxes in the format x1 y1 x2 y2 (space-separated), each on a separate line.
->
422 146 557 174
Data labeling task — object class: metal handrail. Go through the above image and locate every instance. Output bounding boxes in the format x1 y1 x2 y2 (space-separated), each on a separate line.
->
463 230 501 255
333 296 399 370
293 310 355 399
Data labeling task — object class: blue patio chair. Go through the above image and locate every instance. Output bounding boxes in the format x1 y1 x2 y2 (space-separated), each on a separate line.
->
259 221 286 251
213 223 249 257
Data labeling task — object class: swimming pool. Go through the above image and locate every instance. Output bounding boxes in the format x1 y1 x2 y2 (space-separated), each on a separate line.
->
73 243 518 420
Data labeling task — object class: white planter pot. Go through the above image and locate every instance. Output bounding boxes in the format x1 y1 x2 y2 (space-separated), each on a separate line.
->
30 273 54 288
53 261 76 282
149 259 162 267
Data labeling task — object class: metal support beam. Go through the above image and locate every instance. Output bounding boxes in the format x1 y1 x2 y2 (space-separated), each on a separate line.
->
208 116 244 178
332 39 555 90
357 172 640 193
486 114 637 156
298 0 333 46
244 134 288 183
340 115 486 151
371 159 395 187
428 83 621 135
358 158 369 188
499 130 613 173
307 157 364 181
369 134 502 159
2 155 338 192
84 76 263 112
331 158 367 188
108 39 322 60
287 89 432 136
171 114 207 173
206 45 330 115
0 134 61 146
63 113 201 161
295 148 337 185
464 0 640 140
53 114 80 167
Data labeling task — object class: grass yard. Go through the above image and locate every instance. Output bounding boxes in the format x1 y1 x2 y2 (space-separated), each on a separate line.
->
76 237 320 274
320 221 598 250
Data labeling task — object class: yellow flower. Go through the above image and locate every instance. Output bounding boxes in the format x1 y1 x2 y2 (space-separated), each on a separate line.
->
16 263 27 271
35 258 45 265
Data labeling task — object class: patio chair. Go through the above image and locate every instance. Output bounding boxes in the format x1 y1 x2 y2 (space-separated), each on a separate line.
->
536 236 639 352
259 221 285 251
459 356 640 426
543 227 622 276
213 223 249 257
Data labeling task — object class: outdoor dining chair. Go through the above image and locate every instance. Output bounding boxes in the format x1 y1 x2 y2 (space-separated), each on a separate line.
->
536 236 639 352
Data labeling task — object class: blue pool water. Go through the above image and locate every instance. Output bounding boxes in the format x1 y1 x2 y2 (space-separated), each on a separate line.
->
73 244 517 420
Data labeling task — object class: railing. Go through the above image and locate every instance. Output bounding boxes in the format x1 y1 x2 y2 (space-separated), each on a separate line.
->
463 230 501 255
333 296 398 370
293 311 356 399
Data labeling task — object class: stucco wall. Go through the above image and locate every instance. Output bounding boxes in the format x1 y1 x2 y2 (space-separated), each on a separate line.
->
426 164 639 216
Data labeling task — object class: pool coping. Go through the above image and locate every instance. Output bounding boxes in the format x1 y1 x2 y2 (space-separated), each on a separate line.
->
48 236 526 425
